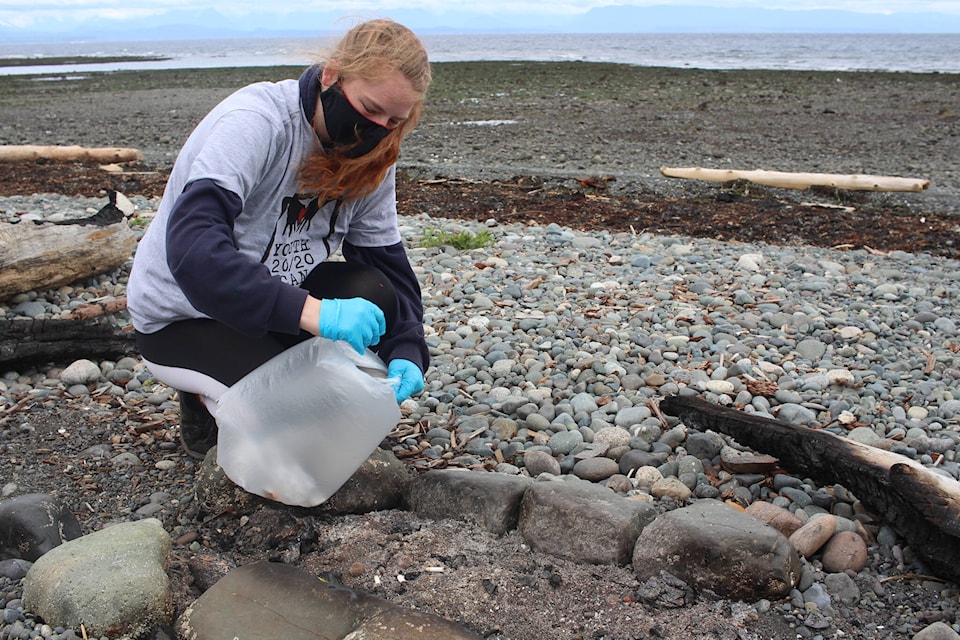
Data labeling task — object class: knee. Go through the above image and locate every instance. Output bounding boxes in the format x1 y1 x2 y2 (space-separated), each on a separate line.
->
301 262 397 322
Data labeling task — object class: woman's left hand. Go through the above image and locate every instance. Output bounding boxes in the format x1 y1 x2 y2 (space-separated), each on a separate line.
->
387 358 424 403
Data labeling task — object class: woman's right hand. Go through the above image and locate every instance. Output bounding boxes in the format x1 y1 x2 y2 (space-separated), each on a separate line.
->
317 297 386 354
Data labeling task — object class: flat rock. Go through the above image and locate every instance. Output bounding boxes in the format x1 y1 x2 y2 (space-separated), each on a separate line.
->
571 456 620 481
177 561 482 640
405 468 533 534
573 441 611 460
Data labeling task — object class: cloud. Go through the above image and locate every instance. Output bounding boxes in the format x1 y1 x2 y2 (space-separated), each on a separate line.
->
0 8 163 27
3 0 958 11
2 0 958 33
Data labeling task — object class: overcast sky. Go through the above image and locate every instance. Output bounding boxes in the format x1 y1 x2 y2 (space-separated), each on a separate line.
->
2 0 959 32
4 0 960 19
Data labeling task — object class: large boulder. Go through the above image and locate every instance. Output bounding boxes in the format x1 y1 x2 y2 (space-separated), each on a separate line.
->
318 447 412 515
632 499 800 601
195 447 409 516
22 519 172 638
518 477 656 565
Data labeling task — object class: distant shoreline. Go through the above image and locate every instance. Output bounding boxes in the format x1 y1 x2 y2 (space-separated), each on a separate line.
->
0 55 170 68
1 58 957 79
2 33 958 76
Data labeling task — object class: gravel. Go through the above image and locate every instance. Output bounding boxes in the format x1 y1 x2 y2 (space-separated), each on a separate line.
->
3 188 960 639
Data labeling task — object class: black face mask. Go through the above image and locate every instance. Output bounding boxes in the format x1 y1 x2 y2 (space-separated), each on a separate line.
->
319 82 391 158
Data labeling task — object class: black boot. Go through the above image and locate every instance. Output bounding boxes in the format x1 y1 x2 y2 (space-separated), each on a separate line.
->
178 391 218 460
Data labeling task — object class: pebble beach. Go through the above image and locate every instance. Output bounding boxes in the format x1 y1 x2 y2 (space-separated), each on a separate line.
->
3 188 960 639
2 62 960 639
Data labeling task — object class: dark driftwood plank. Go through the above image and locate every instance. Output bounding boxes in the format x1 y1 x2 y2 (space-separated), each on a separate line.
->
659 394 960 584
0 318 137 368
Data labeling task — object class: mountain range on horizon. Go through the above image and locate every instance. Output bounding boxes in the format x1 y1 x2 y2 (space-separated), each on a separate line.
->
3 4 960 44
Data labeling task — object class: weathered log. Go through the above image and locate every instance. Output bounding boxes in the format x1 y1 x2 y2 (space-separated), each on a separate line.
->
660 166 930 192
0 145 142 163
0 195 136 301
659 394 960 584
0 317 137 367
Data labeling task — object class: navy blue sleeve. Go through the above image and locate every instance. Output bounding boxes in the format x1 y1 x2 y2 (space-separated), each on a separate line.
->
341 240 430 373
165 179 308 337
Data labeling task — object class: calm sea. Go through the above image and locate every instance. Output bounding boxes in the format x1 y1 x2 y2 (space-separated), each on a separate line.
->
1 32 958 75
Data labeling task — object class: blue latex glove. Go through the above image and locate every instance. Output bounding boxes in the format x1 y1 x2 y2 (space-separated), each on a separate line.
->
318 298 385 354
388 358 424 403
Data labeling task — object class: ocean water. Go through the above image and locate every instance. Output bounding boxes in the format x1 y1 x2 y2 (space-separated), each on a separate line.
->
0 32 958 76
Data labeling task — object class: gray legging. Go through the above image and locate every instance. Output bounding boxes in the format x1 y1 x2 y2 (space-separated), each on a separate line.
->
135 261 397 415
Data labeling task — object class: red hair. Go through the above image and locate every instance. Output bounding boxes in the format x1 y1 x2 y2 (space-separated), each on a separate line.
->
299 19 431 201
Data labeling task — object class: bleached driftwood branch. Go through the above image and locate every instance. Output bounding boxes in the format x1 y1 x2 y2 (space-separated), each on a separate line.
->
0 145 142 163
660 166 930 192
0 193 136 301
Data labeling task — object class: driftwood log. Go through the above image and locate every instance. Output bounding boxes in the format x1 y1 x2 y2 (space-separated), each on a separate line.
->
0 194 136 301
660 166 930 192
0 316 137 368
659 394 960 584
1 193 139 366
0 145 142 163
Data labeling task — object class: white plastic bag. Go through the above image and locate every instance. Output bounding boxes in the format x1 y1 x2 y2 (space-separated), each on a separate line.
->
215 336 400 507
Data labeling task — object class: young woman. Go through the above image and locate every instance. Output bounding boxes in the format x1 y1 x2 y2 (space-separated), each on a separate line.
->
127 19 431 458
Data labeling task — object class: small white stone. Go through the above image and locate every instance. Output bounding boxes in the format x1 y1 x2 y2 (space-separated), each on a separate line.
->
737 253 764 271
838 326 864 340
838 411 857 425
827 369 856 386
705 379 735 395
593 426 632 449
60 359 102 386
491 359 515 376
467 316 490 330
633 466 663 488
